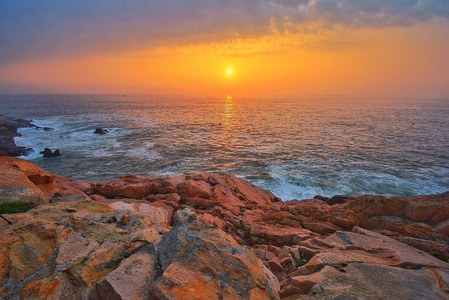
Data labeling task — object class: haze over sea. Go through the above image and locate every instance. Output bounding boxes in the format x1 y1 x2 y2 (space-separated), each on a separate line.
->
1 94 448 200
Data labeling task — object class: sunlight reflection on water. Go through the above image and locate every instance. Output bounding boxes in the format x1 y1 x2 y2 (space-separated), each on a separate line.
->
2 94 448 200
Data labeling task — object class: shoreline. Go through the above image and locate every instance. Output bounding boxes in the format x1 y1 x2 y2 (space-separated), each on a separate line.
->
0 115 34 156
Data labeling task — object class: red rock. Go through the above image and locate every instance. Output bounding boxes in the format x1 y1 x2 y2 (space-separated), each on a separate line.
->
54 174 90 192
329 209 358 229
278 246 291 258
173 207 197 226
249 223 316 246
290 246 301 257
300 227 449 274
432 269 449 293
252 248 266 260
302 262 449 299
297 245 321 260
436 219 449 236
267 245 282 256
291 266 341 294
402 193 449 223
1 158 449 299
345 195 405 219
0 157 88 203
268 257 285 273
346 193 449 229
303 221 341 234
89 175 152 199
279 285 304 298
150 222 280 299
264 250 277 260
196 213 227 230
399 237 449 258
396 222 437 238
145 192 181 203
120 214 129 225
0 157 44 203
89 173 279 216
108 200 173 234
97 252 156 300
177 179 212 199
279 256 296 275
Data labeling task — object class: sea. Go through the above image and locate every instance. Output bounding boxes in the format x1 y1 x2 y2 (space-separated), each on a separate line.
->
1 94 448 201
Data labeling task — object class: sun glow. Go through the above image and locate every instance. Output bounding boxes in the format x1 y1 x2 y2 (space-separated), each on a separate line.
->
227 68 233 75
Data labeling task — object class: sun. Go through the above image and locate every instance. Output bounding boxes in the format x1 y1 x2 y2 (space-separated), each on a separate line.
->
226 68 233 75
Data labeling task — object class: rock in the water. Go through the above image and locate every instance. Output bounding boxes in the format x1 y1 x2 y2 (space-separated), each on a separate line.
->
40 148 61 158
94 128 108 135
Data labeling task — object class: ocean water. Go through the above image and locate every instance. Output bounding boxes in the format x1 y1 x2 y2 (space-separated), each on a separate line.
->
1 94 448 200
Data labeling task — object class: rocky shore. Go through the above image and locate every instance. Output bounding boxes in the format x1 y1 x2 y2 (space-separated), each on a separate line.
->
0 156 448 299
0 116 34 157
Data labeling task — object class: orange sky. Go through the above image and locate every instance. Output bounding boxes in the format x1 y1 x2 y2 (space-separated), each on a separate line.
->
1 2 449 98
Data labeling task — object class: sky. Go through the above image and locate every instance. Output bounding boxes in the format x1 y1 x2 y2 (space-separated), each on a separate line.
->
1 0 449 98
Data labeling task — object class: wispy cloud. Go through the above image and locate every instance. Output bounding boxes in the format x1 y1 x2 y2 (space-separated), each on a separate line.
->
1 0 448 64
272 0 449 28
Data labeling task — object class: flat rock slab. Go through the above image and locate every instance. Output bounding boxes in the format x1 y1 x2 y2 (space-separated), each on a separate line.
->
296 263 449 300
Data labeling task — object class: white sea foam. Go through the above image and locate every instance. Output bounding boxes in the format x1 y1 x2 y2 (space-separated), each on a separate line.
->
4 95 448 198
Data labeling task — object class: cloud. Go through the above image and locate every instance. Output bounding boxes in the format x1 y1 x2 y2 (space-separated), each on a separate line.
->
275 0 449 28
1 0 448 65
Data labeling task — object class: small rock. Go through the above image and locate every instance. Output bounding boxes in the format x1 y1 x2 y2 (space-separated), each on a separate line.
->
40 148 61 158
94 128 108 135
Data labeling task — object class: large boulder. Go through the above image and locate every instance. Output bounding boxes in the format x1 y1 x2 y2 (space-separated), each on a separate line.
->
0 157 45 204
0 157 89 204
288 263 449 299
298 227 449 274
0 200 165 299
97 252 156 300
150 221 280 299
